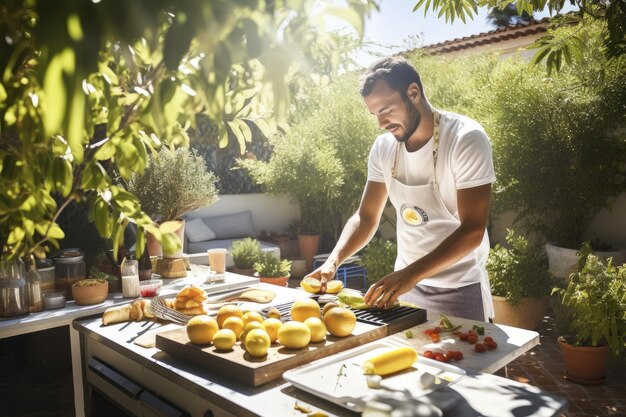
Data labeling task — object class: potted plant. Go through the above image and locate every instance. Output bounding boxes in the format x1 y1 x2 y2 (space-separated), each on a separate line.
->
486 229 556 330
358 238 397 288
89 265 119 295
230 238 262 276
126 147 219 259
553 243 626 385
253 252 292 287
483 44 626 281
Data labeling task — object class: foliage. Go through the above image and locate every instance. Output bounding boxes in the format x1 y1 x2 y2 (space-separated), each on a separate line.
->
126 147 218 222
231 238 262 269
487 229 555 306
554 244 626 356
411 0 626 72
240 75 380 238
359 238 397 286
253 251 291 278
0 0 378 261
487 4 534 28
480 26 626 247
88 265 117 283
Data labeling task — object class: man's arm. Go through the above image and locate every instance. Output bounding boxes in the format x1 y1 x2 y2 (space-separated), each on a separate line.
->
306 181 388 288
364 183 492 308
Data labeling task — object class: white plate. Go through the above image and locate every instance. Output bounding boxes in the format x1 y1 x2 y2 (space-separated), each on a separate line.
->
283 340 465 412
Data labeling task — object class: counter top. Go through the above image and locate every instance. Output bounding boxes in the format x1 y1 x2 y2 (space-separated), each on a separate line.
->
73 283 567 417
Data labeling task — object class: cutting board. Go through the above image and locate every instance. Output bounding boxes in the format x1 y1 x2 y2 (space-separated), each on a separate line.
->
155 308 426 386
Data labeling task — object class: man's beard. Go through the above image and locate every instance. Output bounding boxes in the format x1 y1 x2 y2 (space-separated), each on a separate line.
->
394 103 421 143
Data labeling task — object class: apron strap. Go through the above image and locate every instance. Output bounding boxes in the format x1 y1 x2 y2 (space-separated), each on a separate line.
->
392 109 442 183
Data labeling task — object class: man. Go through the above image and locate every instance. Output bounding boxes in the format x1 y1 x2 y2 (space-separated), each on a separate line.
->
307 56 495 321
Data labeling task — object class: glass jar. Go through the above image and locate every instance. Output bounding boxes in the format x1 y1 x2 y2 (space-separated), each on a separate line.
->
120 257 139 298
26 256 44 313
37 258 56 293
54 249 86 300
0 256 29 319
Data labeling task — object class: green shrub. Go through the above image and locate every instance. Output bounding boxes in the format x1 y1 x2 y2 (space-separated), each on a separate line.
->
231 238 262 269
487 229 555 306
359 238 397 286
254 252 292 278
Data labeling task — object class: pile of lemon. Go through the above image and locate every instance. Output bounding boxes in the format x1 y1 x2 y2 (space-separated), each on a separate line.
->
186 298 357 359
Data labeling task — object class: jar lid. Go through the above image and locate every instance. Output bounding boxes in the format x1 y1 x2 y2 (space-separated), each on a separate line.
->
36 258 54 269
54 248 84 263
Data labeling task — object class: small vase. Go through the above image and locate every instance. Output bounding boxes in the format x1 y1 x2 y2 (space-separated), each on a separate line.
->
0 256 29 319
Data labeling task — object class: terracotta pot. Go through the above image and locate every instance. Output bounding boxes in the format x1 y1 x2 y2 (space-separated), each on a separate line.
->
298 233 320 272
231 266 255 277
71 279 108 306
254 272 290 287
558 336 609 385
492 295 549 330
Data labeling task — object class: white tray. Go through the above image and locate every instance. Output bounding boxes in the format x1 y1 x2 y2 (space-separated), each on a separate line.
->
283 340 465 412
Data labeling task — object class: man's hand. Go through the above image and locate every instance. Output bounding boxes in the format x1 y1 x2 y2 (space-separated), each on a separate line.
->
304 260 337 292
363 269 418 309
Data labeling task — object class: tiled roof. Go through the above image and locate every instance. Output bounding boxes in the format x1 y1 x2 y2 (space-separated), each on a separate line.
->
418 17 551 54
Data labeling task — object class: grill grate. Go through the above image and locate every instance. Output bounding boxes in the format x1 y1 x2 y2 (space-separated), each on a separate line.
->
263 299 426 327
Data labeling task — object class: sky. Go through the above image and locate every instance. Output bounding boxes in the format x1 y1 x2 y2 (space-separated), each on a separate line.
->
354 0 569 67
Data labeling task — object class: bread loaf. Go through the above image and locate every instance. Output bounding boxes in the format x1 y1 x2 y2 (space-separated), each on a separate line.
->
102 305 131 325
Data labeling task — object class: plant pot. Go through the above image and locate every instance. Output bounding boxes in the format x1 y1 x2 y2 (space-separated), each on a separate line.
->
254 272 290 287
558 336 609 385
492 295 549 330
298 233 320 272
289 258 307 279
71 280 108 306
546 242 625 282
231 266 255 277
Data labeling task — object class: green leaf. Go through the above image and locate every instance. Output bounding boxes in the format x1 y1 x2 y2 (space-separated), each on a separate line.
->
94 140 116 160
135 229 145 258
92 198 111 237
43 50 71 136
324 7 364 38
47 223 65 239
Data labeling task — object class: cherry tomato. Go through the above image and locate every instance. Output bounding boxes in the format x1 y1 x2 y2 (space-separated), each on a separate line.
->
430 333 441 343
423 350 435 359
485 340 498 350
433 326 442 334
424 328 435 336
484 336 494 343
467 335 478 344
475 343 486 353
454 351 464 360
468 330 477 337
447 351 458 361
434 353 448 362
458 332 469 341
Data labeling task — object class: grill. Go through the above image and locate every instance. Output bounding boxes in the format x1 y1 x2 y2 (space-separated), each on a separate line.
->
264 299 427 328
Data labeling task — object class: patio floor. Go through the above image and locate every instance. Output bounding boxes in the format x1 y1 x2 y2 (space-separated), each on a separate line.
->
288 275 626 417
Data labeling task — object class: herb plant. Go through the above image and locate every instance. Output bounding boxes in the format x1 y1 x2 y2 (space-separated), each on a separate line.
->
231 238 262 269
254 252 291 278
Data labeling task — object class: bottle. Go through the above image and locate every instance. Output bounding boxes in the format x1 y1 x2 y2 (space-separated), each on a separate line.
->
26 255 44 313
138 249 152 281
120 256 139 298
0 256 29 318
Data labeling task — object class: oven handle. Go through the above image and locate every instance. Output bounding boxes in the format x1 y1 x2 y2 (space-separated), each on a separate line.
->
88 357 143 400
140 390 190 417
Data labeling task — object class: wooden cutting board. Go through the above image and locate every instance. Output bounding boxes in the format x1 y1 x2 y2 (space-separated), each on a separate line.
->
155 308 426 386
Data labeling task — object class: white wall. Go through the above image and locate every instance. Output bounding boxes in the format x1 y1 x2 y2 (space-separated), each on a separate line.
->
184 193 300 235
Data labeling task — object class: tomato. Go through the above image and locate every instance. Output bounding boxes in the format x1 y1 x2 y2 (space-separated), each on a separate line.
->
430 333 441 343
484 336 494 343
467 335 478 344
424 328 435 336
447 351 458 361
458 332 469 341
423 350 435 359
433 326 442 334
454 351 463 360
434 353 448 362
475 343 486 353
485 340 498 350
468 330 477 337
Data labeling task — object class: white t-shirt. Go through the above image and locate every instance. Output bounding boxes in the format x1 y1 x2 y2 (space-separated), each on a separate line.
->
368 111 496 216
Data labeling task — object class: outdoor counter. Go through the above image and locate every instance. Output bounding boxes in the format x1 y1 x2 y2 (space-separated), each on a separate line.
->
72 283 567 417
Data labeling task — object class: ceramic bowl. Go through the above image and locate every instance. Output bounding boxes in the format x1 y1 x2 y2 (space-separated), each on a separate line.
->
138 279 162 297
71 279 108 305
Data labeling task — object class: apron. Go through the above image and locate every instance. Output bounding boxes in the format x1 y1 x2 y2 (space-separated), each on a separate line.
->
388 110 494 320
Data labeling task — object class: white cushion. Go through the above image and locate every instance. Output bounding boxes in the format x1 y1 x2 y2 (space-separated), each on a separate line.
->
185 218 216 243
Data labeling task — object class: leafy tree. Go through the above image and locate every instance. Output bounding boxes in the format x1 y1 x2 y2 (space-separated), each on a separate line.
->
0 0 379 260
411 0 626 72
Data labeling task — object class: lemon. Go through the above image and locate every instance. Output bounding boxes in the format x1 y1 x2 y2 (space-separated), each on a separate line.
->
212 329 236 351
290 298 321 322
186 315 219 345
304 317 327 343
242 310 264 325
262 318 283 343
300 277 322 293
267 307 282 319
245 329 271 357
216 305 243 328
222 316 245 338
325 280 344 294
240 321 265 343
323 307 356 337
322 302 339 316
277 321 311 349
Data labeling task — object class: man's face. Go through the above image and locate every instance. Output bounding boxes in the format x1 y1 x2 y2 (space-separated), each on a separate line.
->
364 80 420 143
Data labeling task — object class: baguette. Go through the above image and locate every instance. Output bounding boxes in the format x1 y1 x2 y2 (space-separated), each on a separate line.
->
102 305 130 325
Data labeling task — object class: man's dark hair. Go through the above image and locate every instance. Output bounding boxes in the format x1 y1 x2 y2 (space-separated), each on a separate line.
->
359 56 424 99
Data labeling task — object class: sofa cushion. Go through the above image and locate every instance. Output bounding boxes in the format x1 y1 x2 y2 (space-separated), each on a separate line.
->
185 218 216 243
202 211 257 240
